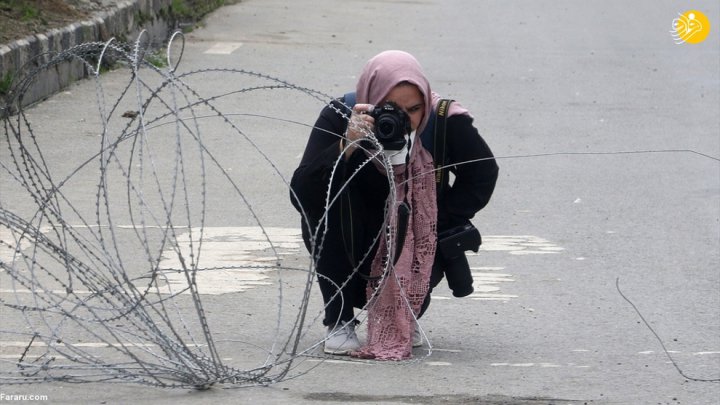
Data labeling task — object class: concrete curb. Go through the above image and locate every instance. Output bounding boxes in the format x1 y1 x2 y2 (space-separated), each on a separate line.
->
0 0 174 113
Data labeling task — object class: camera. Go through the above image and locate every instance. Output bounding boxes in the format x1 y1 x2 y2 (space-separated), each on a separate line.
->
368 102 411 151
437 223 482 297
437 224 481 259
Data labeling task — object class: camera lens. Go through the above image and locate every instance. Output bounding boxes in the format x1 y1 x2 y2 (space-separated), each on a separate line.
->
376 116 398 140
370 102 410 150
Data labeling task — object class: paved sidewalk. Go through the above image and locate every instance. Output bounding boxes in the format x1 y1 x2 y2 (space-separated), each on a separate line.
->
0 0 172 113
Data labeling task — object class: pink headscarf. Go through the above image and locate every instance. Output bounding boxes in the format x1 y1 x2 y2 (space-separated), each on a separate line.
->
351 51 441 360
356 50 470 135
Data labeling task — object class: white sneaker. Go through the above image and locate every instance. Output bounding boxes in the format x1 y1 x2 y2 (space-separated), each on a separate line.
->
324 321 361 355
412 325 423 348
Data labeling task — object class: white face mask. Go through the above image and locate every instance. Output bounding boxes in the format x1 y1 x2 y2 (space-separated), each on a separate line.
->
383 130 416 165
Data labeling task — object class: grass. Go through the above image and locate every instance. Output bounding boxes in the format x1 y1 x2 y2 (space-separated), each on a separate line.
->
0 0 239 93
0 71 13 96
0 0 39 20
0 0 44 27
145 48 169 68
172 0 232 22
19 3 41 22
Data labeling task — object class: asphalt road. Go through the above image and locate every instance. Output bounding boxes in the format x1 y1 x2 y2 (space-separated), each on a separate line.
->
1 0 719 404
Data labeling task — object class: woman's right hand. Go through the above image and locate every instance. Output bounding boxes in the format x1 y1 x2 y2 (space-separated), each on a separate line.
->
342 104 375 158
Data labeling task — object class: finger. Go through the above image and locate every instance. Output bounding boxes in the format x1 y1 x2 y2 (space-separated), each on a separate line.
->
352 104 374 114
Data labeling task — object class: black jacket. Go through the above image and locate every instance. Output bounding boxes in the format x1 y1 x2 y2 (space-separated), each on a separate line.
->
289 97 498 311
291 97 498 235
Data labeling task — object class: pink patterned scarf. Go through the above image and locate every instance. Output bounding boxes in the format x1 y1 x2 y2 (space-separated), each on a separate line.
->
351 51 439 360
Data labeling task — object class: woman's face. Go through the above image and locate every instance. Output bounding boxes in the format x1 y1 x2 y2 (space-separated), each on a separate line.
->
383 83 424 132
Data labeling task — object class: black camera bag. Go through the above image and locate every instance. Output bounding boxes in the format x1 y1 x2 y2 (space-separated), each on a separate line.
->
437 223 482 259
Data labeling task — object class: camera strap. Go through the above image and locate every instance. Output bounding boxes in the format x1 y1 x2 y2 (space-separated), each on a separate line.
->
433 98 454 199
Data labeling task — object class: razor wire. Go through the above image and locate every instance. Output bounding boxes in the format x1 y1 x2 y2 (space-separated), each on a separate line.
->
0 31 415 389
2 31 718 389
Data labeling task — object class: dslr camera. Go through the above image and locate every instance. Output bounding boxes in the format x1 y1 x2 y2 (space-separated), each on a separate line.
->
368 102 411 151
437 223 482 297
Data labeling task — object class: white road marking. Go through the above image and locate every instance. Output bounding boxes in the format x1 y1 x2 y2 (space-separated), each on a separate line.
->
0 225 28 264
305 358 373 365
638 350 681 354
2 226 564 299
491 362 590 369
466 350 717 370
475 235 564 255
639 350 716 355
442 266 519 302
204 42 243 54
157 227 303 295
0 289 92 294
470 295 519 301
0 341 204 348
425 361 452 366
0 340 204 359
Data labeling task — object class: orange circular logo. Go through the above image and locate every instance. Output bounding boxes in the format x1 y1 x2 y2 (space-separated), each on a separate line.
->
671 10 711 44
